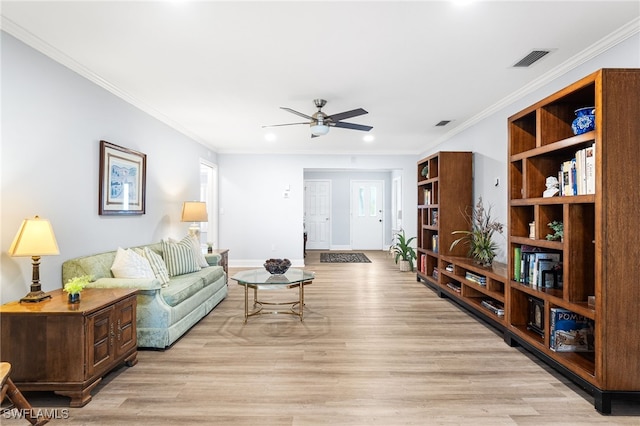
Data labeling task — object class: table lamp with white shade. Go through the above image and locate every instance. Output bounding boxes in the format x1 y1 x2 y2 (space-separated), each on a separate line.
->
181 201 208 237
8 215 60 303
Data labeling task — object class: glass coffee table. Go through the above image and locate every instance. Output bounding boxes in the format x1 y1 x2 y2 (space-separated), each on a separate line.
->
230 269 315 323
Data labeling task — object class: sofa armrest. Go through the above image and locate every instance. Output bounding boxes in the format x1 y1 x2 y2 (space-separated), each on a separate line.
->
88 277 163 291
205 253 221 267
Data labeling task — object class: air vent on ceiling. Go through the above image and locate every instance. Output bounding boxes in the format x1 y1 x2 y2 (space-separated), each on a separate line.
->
435 120 451 127
512 49 552 67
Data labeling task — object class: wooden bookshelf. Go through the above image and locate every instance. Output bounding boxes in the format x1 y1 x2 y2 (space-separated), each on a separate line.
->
439 256 508 330
416 151 472 290
507 68 640 413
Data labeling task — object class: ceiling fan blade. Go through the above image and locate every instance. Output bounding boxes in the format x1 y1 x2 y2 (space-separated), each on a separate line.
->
327 108 368 122
332 121 373 132
262 122 311 128
280 107 314 120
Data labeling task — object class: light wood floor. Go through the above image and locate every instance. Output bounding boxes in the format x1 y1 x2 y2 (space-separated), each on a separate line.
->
8 250 640 425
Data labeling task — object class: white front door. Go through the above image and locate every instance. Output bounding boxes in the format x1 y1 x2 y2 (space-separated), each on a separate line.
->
351 180 384 250
304 180 331 250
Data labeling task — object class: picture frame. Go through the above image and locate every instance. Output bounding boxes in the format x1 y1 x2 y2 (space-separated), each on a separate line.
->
99 140 146 215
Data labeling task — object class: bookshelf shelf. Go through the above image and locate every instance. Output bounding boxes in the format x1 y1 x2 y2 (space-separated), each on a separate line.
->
507 69 640 413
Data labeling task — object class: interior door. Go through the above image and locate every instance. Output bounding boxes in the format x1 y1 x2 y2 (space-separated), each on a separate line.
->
351 180 384 250
304 180 331 250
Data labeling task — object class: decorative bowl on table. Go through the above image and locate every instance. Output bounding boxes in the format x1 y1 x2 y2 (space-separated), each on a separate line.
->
264 258 291 275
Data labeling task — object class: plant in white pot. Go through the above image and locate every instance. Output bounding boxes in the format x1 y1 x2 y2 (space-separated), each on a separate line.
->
391 230 417 272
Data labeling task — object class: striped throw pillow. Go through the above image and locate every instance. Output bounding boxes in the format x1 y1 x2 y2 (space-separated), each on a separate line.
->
141 247 170 285
162 239 201 277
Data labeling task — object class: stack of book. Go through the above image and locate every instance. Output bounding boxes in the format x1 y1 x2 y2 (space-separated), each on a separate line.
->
481 299 504 317
465 271 486 286
446 282 461 293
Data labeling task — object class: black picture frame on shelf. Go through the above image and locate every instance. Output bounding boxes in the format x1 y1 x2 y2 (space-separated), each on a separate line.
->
527 296 545 337
99 140 147 215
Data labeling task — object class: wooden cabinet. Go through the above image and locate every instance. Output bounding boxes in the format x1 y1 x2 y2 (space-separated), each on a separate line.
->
416 151 473 287
0 288 138 407
506 68 640 413
211 248 229 283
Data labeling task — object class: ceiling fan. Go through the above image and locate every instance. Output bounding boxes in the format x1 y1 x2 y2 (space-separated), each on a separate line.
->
263 99 373 138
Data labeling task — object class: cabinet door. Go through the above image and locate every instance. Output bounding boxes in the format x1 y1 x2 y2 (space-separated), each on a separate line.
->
113 296 137 358
86 306 114 378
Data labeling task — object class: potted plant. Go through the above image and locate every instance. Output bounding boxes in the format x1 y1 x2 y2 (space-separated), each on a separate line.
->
546 221 564 241
391 230 417 272
450 197 504 266
64 275 91 303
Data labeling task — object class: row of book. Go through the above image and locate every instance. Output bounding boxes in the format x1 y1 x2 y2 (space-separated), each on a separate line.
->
423 188 432 205
558 143 595 196
514 245 562 288
550 308 594 352
418 254 427 274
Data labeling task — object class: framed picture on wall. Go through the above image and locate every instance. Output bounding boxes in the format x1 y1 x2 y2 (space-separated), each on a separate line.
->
99 140 146 215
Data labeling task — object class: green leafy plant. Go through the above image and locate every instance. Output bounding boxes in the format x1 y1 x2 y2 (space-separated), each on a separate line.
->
64 275 92 295
546 221 564 241
391 230 417 271
450 197 504 266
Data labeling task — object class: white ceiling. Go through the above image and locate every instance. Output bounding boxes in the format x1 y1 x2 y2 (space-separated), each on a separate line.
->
2 1 639 155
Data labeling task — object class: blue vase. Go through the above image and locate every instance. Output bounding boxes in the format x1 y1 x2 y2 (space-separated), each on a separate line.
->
571 107 595 135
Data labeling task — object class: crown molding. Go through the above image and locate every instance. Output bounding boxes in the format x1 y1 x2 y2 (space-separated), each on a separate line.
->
1 16 213 149
431 16 640 148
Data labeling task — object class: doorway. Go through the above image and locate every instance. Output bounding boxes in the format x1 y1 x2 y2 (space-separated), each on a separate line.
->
350 180 384 250
304 179 331 250
199 160 218 248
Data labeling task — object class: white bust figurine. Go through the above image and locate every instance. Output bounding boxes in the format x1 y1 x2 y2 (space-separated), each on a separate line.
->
543 176 560 197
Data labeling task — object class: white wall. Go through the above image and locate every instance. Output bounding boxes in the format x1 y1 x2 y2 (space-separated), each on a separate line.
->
304 170 396 249
218 154 416 266
1 33 216 303
419 33 640 263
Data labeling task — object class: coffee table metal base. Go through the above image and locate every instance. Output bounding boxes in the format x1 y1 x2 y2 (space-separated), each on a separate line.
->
243 283 310 323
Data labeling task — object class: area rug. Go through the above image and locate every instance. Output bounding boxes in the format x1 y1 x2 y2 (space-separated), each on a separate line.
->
320 253 371 263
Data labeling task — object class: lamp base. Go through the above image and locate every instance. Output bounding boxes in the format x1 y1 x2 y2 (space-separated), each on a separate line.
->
20 290 52 303
188 224 200 238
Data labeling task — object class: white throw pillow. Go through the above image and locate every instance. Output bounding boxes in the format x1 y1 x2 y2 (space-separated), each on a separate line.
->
111 247 155 279
187 235 209 268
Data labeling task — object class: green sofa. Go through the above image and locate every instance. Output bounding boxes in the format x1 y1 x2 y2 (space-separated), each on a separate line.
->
61 242 227 349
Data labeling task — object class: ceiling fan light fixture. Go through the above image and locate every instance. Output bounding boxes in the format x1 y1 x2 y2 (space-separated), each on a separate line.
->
310 124 330 136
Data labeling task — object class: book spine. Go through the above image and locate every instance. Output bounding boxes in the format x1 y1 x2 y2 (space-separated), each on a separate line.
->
514 247 522 282
550 308 559 350
585 143 596 194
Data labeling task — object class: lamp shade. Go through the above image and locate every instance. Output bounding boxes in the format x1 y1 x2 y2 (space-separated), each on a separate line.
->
8 216 59 257
181 201 208 222
310 124 330 136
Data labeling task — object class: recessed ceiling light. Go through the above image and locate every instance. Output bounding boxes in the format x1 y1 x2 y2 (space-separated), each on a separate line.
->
264 133 276 142
363 134 375 142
